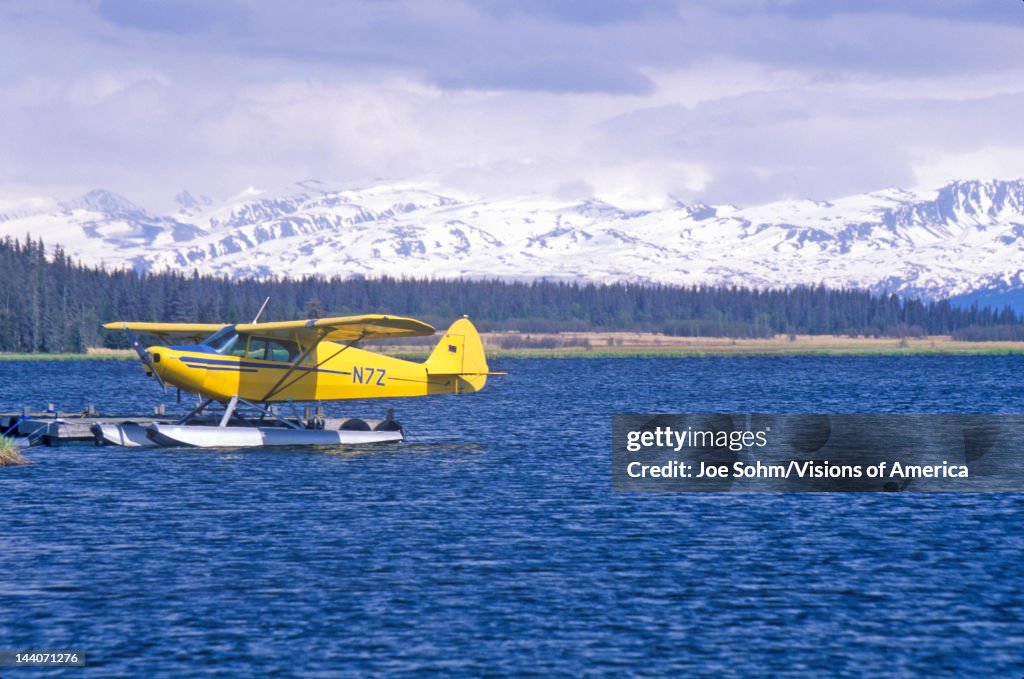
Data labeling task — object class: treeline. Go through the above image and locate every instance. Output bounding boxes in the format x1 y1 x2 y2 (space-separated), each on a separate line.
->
951 325 1024 341
0 236 1020 353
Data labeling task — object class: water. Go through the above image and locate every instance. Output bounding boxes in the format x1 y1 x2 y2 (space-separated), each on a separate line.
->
2 356 1023 677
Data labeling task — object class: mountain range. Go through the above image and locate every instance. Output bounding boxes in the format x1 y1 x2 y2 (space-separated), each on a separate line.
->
1 178 1022 306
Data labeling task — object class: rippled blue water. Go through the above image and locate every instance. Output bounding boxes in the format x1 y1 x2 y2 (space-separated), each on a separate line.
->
1 356 1023 677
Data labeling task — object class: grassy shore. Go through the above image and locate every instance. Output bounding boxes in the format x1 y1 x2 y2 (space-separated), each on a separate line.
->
2 334 1023 361
381 332 1024 359
0 348 136 361
0 436 28 466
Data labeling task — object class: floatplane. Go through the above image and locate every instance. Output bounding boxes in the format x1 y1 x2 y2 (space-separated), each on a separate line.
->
97 307 498 448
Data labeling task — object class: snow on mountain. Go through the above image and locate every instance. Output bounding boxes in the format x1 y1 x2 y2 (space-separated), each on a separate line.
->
2 179 1024 301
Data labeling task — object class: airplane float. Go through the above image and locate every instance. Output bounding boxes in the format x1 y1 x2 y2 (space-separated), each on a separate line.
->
98 309 498 448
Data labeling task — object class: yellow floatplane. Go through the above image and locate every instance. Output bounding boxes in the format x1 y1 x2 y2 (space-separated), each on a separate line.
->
99 313 497 448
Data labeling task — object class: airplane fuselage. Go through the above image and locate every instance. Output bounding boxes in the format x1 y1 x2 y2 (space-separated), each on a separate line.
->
147 341 462 403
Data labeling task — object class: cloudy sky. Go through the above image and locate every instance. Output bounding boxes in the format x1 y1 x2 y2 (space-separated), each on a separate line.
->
2 0 1023 210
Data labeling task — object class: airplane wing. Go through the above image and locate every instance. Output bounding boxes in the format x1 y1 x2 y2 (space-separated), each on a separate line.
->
103 322 228 345
234 314 436 344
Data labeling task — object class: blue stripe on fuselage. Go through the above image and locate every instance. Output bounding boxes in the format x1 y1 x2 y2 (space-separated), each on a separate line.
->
197 366 260 373
166 344 220 354
176 355 351 376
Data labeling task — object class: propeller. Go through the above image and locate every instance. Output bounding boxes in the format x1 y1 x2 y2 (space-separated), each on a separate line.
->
124 324 166 392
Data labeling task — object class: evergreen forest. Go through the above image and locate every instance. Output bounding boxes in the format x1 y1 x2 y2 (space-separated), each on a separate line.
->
0 237 1019 353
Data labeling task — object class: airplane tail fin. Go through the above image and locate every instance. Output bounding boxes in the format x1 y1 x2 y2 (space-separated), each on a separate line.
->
424 317 492 393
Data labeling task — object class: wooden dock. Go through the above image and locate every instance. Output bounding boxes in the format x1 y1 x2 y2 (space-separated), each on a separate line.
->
1 404 387 447
1 407 176 445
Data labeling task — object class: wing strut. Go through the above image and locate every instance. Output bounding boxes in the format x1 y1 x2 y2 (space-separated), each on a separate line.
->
258 329 368 403
258 328 330 403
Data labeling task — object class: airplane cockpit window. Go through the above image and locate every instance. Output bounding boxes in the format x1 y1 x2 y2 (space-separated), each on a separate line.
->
228 336 299 362
245 339 268 359
265 339 299 362
204 328 298 362
230 338 251 357
205 327 240 354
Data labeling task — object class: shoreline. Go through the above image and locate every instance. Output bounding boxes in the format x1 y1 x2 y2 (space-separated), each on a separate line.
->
1 334 1023 360
386 332 1024 358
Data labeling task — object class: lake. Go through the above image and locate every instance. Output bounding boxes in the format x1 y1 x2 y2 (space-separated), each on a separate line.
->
2 356 1023 677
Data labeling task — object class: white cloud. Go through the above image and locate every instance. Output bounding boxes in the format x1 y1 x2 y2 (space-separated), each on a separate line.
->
1 1 1023 209
590 162 713 209
913 148 1024 190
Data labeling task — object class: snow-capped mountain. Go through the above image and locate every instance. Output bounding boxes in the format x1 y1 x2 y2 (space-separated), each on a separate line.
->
2 178 1024 302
